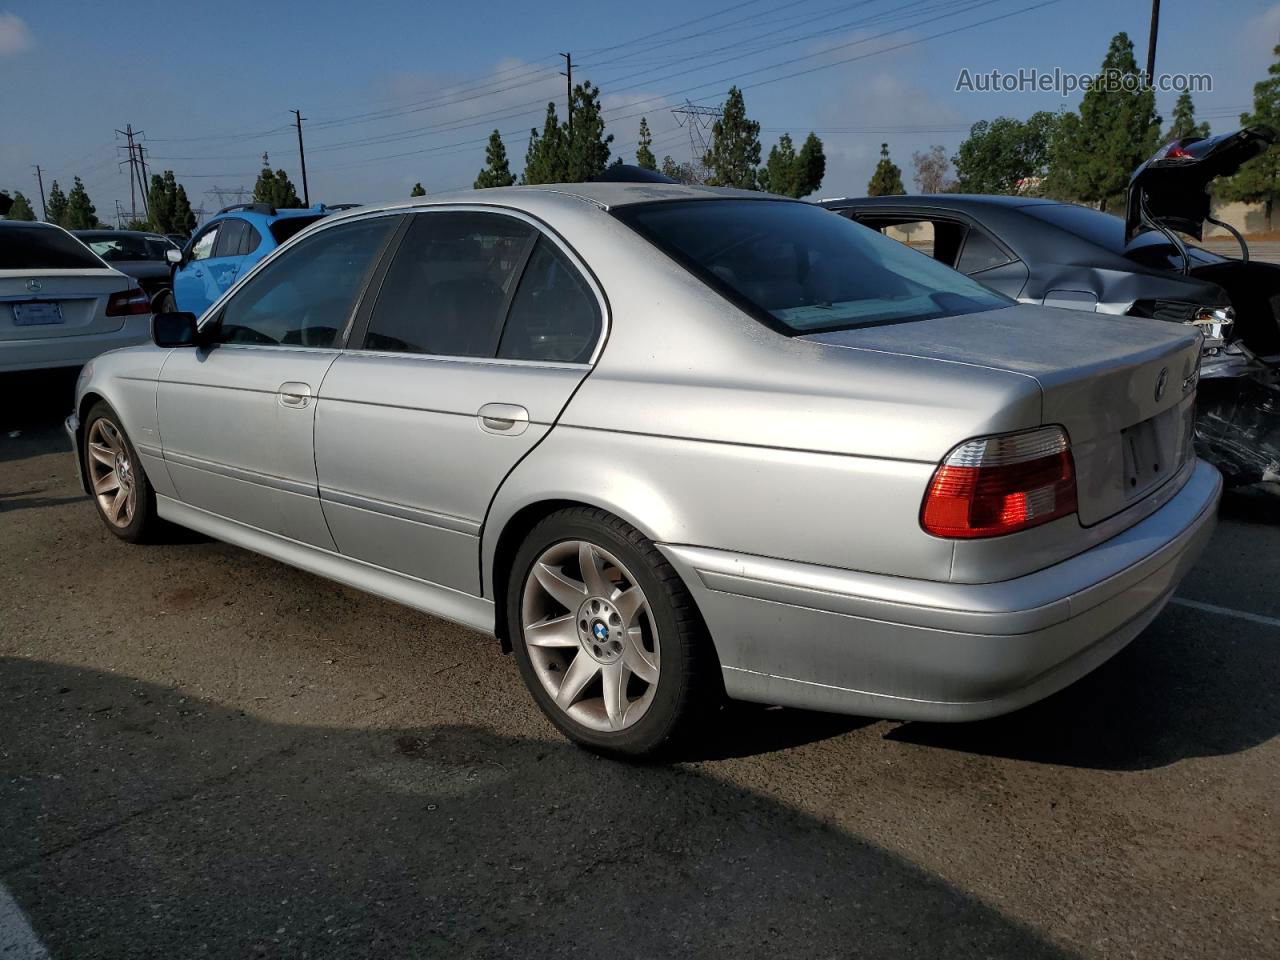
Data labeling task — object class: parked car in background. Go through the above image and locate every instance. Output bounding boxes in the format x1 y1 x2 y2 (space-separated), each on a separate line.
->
69 184 1219 756
1 221 152 373
822 126 1280 492
74 230 180 310
166 203 342 316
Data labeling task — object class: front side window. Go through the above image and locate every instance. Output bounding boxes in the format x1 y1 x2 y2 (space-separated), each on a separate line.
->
497 238 600 363
189 225 219 262
364 212 535 357
214 215 397 348
618 200 1010 335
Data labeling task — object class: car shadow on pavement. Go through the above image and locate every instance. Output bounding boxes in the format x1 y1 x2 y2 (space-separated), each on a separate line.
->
885 607 1280 771
0 658 1074 960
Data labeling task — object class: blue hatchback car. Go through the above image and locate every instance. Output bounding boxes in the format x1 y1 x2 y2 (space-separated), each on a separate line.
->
165 203 350 316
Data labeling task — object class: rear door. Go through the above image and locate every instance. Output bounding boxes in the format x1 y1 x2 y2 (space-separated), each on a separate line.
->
314 208 604 596
157 213 401 546
205 218 250 302
0 224 131 341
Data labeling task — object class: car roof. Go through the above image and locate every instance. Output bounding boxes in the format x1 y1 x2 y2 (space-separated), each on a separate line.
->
0 219 60 229
73 229 167 239
338 182 786 219
820 193 1063 211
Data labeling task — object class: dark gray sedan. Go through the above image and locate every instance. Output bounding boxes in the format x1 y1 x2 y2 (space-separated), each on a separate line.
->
74 230 179 309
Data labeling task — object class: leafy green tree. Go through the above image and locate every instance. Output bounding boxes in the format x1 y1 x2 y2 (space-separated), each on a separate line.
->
252 153 303 209
1166 92 1210 142
563 82 613 182
145 171 196 235
63 177 98 229
1046 32 1161 209
866 143 905 196
125 218 150 231
46 180 67 225
6 190 35 220
636 117 657 171
795 133 826 197
522 103 569 184
756 132 825 197
1219 44 1280 229
953 113 1057 194
703 86 760 189
474 129 516 188
410 182 426 196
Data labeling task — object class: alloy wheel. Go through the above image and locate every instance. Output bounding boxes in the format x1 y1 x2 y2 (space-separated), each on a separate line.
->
520 539 661 732
85 418 137 528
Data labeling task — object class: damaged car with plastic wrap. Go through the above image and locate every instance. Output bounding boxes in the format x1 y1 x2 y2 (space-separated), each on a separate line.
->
824 125 1280 495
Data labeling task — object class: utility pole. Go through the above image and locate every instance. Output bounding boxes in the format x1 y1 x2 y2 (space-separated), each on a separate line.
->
116 123 150 223
1145 0 1161 87
114 199 124 229
560 52 573 141
292 109 310 206
31 164 47 221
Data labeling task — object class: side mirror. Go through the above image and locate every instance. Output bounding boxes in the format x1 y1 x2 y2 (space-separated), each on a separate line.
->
152 312 201 348
165 247 183 265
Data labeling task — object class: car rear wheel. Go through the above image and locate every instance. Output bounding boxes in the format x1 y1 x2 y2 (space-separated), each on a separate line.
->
508 507 717 758
83 401 160 542
151 289 176 313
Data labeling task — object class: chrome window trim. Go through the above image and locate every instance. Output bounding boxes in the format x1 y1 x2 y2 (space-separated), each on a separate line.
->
339 347 589 371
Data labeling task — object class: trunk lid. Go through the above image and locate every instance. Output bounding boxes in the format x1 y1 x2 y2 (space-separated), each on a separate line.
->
1125 125 1277 243
0 268 133 340
804 303 1202 525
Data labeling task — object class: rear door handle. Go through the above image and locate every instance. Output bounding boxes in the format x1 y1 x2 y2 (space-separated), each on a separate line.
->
478 402 530 436
279 381 312 409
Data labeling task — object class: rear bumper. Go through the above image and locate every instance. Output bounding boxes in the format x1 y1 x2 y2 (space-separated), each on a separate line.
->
0 316 151 373
659 459 1222 722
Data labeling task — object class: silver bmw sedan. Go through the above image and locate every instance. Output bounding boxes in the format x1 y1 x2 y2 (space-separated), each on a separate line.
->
67 183 1220 756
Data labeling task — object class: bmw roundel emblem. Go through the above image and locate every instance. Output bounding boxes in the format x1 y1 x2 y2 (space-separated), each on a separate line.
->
25 278 41 293
1155 367 1169 401
592 621 609 642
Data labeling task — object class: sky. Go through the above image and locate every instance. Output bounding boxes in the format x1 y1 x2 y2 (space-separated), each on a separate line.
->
2 0 1278 225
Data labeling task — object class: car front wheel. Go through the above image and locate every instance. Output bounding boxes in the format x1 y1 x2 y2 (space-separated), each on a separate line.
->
82 401 160 542
508 507 717 758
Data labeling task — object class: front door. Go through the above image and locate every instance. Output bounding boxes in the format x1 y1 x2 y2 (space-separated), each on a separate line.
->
314 209 604 596
172 221 221 316
157 213 401 547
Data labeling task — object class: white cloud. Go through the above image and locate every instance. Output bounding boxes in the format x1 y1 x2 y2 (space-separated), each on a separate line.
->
0 12 32 57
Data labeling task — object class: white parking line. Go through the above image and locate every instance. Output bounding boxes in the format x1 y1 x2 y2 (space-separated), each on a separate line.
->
1171 597 1280 630
0 883 47 959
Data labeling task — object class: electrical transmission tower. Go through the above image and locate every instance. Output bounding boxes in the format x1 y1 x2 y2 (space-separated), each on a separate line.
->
670 101 722 183
204 186 250 212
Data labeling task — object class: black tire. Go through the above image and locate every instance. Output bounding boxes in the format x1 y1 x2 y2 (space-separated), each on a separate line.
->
507 506 719 758
151 289 176 313
82 400 161 543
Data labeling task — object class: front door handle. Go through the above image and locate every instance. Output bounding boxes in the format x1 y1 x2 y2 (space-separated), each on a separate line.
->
279 381 313 409
478 402 530 436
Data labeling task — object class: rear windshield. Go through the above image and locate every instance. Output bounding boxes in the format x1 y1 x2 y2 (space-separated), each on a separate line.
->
614 199 1009 335
0 225 104 270
79 233 173 262
269 215 325 245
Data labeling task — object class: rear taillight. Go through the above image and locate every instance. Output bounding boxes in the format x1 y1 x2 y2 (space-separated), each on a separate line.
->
106 287 151 316
921 426 1078 539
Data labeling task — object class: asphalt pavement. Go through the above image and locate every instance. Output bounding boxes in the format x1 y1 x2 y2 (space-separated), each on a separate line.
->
1 369 1277 959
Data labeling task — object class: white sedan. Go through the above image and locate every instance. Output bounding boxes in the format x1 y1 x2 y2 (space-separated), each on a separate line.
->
1 220 153 373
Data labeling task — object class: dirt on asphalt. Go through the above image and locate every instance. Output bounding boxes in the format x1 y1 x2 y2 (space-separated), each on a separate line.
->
1 369 1278 959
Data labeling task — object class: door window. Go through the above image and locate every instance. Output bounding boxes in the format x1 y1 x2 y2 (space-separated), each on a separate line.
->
214 215 397 348
497 238 600 363
189 224 220 261
212 219 247 258
363 212 535 357
856 216 967 268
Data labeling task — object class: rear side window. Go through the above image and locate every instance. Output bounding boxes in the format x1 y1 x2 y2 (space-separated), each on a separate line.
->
498 238 600 363
212 219 247 258
215 216 396 348
955 229 1011 274
0 226 102 269
239 223 261 256
364 212 535 357
269 215 324 246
